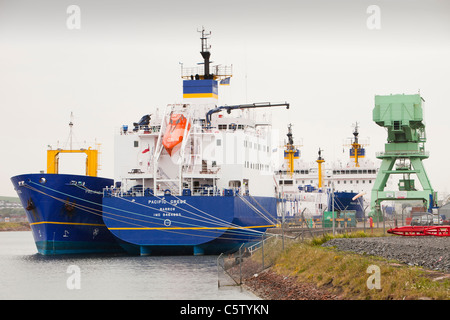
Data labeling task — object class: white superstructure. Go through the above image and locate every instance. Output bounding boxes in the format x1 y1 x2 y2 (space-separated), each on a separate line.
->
112 29 290 199
113 103 288 198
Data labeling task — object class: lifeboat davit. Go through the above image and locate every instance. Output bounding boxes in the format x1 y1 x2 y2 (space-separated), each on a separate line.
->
162 113 191 156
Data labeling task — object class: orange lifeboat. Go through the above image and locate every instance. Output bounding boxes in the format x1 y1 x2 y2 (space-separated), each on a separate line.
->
162 113 191 156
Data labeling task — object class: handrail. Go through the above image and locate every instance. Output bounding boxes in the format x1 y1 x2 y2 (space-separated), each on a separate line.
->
247 234 276 254
103 186 243 198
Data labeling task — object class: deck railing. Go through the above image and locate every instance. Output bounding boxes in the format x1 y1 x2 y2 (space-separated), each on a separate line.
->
103 186 245 198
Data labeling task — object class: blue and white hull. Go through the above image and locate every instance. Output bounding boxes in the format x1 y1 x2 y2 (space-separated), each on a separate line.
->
11 173 124 255
328 191 364 221
102 193 277 255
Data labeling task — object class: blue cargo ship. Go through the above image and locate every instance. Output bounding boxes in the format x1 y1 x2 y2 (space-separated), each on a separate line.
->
11 29 289 255
102 192 276 255
327 191 364 221
105 28 288 255
11 173 123 255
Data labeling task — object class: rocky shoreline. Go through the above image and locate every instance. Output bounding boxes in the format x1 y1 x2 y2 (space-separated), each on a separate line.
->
243 269 340 300
223 247 341 300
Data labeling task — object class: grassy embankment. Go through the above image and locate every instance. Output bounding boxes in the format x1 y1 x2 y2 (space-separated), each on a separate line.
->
258 230 450 300
0 222 30 231
0 196 28 231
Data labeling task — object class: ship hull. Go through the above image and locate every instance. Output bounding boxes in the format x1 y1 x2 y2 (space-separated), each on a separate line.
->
11 173 124 255
283 190 364 224
328 191 364 221
102 194 277 255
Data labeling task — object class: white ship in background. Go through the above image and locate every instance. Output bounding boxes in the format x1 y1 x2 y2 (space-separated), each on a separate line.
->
275 123 394 220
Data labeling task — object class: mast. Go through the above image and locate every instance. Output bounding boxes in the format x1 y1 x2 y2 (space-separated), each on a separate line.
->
198 27 211 79
351 122 361 167
47 112 99 177
287 123 294 146
286 124 295 176
69 112 74 150
316 148 325 188
182 28 233 103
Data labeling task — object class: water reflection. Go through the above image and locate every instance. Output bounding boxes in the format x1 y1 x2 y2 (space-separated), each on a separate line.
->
0 232 259 300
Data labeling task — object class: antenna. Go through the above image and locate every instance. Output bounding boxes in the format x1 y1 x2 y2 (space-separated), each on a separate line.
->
197 27 212 78
317 148 324 160
198 26 211 53
181 28 232 81
69 112 74 150
287 123 294 146
64 112 80 151
352 121 359 144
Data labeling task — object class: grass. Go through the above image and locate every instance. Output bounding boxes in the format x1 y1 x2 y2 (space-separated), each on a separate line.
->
0 196 20 203
0 222 30 231
309 229 386 246
269 231 450 300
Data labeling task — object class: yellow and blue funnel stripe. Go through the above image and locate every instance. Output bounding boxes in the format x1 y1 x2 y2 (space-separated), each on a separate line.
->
350 147 365 158
284 149 300 159
183 79 218 99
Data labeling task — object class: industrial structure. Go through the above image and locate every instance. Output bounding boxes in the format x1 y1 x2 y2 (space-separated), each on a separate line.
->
370 94 437 220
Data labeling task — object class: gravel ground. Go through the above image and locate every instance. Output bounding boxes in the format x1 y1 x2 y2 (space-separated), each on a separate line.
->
322 236 450 272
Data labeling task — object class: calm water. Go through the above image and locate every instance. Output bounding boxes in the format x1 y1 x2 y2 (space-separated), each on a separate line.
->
0 232 259 300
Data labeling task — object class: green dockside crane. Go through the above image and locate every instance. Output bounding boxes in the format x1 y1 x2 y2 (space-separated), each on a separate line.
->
370 93 437 221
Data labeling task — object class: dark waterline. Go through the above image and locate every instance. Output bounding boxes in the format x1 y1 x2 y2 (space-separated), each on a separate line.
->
0 232 259 300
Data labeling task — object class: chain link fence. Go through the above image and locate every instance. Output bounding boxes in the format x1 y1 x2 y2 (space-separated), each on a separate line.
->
217 205 446 286
217 223 357 287
216 208 432 287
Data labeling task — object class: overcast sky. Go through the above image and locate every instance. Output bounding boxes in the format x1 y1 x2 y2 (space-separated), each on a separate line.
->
1 0 450 197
